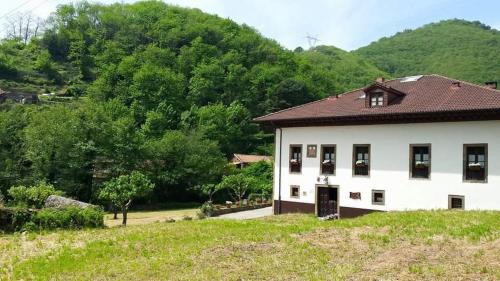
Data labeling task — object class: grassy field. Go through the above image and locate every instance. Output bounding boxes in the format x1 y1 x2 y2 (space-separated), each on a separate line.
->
0 211 499 280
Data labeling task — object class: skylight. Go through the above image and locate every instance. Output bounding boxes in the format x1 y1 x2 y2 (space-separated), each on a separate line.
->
400 75 423 82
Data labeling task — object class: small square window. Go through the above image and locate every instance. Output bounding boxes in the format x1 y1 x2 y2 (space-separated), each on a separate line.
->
290 186 300 199
372 190 384 205
370 93 384 107
448 195 464 210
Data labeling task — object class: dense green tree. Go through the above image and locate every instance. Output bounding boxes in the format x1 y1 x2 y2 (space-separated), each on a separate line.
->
241 161 273 198
23 105 86 196
143 130 226 200
0 106 31 194
181 102 260 156
217 173 257 205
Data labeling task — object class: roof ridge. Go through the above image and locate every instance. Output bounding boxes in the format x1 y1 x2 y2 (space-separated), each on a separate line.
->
337 77 405 98
430 74 500 93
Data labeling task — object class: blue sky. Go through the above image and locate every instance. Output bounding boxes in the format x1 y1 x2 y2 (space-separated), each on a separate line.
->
1 0 499 50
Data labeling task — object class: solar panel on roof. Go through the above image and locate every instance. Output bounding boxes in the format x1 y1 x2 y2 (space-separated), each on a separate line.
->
400 75 423 82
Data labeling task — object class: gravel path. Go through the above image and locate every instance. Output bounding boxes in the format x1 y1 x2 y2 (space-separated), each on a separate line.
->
213 207 273 220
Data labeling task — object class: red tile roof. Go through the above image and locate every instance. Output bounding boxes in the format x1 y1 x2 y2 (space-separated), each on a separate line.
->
254 75 500 125
231 154 272 164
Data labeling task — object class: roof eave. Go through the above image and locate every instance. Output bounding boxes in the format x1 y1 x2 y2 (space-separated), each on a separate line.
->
255 108 500 127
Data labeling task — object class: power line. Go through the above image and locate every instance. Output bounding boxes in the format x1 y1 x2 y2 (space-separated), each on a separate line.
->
305 34 319 48
0 0 37 19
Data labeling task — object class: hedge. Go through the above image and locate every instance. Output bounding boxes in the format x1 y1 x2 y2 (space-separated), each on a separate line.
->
0 206 104 232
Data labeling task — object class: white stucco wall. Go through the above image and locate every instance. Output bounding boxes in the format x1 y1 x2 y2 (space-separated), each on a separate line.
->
273 120 500 211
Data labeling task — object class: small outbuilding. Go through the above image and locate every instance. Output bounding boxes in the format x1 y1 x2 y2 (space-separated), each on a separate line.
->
0 89 39 104
231 153 272 168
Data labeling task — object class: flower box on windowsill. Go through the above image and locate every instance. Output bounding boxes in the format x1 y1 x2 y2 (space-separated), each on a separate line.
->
355 160 367 167
468 163 482 171
290 159 301 165
415 161 428 169
322 160 334 165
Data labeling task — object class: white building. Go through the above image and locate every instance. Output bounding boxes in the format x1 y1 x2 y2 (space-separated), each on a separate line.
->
254 75 500 217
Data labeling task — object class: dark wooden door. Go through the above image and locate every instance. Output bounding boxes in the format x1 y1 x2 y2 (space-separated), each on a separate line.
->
317 187 337 217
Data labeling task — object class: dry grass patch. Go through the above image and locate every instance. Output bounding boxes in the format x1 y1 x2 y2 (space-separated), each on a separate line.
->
298 225 500 281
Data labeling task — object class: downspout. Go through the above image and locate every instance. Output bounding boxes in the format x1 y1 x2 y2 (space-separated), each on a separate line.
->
276 126 283 215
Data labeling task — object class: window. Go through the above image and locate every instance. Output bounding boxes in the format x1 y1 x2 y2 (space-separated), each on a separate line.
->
448 195 464 210
370 93 384 107
290 145 302 173
353 144 370 176
464 144 487 182
290 186 300 199
320 145 336 175
372 190 385 205
410 144 431 179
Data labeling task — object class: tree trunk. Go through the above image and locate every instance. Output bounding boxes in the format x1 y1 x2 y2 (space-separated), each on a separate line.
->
122 205 127 225
122 199 132 226
109 202 118 219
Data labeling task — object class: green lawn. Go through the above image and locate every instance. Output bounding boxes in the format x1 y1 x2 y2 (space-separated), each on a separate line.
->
1 211 499 280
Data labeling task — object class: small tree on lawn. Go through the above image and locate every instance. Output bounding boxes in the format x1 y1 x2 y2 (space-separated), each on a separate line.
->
99 171 154 226
197 183 223 203
217 174 256 206
241 161 273 202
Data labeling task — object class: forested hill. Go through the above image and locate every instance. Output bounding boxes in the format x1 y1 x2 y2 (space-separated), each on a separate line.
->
0 1 384 203
353 19 500 84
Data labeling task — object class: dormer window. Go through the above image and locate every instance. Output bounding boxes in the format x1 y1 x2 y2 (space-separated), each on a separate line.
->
370 93 384 107
363 82 405 108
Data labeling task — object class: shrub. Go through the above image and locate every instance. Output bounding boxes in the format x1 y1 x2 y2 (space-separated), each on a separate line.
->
199 201 214 218
196 212 206 220
6 207 32 231
8 182 63 209
0 54 17 78
31 207 104 230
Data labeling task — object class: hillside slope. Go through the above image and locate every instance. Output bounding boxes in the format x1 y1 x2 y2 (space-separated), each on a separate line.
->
354 19 500 83
296 45 389 93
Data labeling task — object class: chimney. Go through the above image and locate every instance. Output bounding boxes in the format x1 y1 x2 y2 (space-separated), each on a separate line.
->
376 77 385 83
485 81 497 90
